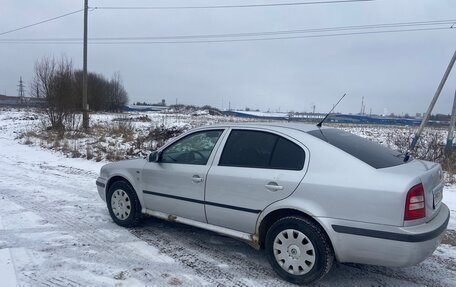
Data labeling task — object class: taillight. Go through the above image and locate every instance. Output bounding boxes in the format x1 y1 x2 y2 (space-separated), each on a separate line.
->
404 183 426 221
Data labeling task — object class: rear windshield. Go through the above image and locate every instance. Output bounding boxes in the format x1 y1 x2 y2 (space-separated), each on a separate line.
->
308 128 407 169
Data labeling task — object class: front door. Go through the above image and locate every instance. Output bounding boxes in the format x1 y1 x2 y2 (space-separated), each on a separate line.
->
141 129 225 222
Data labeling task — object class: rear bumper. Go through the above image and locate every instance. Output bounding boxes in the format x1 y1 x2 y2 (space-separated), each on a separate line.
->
319 203 450 267
96 177 107 202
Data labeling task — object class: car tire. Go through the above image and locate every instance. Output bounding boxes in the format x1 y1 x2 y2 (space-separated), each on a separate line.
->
107 180 142 227
265 216 334 285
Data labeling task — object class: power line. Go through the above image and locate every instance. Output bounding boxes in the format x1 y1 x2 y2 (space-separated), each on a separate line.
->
0 19 453 43
0 27 451 45
0 9 84 36
0 1 373 37
92 0 374 10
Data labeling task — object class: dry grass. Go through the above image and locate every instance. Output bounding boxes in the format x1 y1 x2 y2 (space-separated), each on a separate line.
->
144 125 186 150
105 149 123 162
20 112 454 180
24 137 33 145
137 115 151 122
385 129 456 181
109 120 135 142
18 116 140 161
53 139 61 149
71 148 82 158
442 151 456 184
86 146 94 160
61 140 70 153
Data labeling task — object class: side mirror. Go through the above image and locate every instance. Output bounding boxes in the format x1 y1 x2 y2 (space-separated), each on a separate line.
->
148 151 161 162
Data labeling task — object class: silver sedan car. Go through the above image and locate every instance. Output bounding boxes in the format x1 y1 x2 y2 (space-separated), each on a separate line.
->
96 123 449 284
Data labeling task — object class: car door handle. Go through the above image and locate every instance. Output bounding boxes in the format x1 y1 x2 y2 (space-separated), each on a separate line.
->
192 175 204 183
265 182 283 191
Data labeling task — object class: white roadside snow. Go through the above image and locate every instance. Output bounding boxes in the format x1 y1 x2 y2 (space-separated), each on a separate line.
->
0 109 455 287
443 184 456 231
0 248 18 287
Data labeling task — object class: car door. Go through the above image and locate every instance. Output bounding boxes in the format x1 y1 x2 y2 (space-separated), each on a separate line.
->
205 128 308 233
141 129 225 222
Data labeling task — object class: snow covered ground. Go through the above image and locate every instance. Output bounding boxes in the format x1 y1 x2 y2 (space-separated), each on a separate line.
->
0 109 455 286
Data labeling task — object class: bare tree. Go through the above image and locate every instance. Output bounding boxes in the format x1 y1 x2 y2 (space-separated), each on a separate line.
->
108 72 128 112
31 56 55 99
73 70 128 112
74 70 109 111
33 57 129 127
32 56 77 131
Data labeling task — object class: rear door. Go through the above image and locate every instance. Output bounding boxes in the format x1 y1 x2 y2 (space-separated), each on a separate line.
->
205 128 309 233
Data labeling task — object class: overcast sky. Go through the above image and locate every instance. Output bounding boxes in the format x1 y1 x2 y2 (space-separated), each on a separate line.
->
1 0 455 115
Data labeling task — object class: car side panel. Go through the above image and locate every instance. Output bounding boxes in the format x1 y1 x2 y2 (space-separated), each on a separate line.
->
100 159 147 208
286 133 416 226
205 127 310 233
141 129 229 223
318 204 449 266
141 163 210 222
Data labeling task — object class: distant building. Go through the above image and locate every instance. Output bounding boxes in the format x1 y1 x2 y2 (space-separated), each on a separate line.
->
228 110 445 126
0 95 45 107
123 104 168 112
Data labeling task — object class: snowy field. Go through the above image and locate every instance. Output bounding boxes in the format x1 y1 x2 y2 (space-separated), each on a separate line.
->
0 108 455 287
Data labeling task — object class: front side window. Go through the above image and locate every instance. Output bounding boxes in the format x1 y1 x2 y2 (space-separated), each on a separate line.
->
219 130 305 170
161 130 223 165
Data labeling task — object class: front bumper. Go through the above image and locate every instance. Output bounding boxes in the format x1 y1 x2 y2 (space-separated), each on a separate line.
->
320 203 450 267
96 177 107 202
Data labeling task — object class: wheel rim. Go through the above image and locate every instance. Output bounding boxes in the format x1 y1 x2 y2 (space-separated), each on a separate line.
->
273 229 316 275
111 189 131 220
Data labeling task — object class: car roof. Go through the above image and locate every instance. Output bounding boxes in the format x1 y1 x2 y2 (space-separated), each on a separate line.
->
201 122 328 133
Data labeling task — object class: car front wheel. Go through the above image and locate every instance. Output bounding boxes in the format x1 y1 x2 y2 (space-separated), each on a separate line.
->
265 216 334 284
107 180 141 227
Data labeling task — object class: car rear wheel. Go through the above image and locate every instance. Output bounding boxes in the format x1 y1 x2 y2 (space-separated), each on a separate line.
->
107 180 141 227
265 216 334 284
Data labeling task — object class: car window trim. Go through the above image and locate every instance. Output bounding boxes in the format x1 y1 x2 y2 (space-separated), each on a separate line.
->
160 129 225 166
218 129 305 171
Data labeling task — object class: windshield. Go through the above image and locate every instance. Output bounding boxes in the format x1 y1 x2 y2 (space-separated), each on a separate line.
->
308 128 409 169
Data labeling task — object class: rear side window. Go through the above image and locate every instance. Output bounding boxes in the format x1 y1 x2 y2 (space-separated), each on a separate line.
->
308 128 406 169
219 130 305 170
270 137 305 170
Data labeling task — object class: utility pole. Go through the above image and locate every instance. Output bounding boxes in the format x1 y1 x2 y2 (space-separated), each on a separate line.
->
82 0 89 130
411 50 456 150
446 89 456 153
17 76 25 104
360 96 364 115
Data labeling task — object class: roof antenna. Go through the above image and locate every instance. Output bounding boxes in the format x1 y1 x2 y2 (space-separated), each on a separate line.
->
316 93 347 128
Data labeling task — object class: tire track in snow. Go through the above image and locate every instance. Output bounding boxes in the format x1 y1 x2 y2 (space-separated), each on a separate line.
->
130 217 456 287
130 218 289 286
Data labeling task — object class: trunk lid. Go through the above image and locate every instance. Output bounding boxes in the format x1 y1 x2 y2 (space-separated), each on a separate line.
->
381 159 444 225
416 160 444 222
